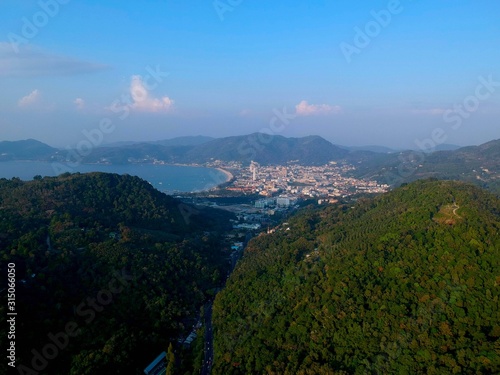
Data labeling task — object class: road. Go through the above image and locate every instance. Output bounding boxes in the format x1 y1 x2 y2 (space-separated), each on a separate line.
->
201 237 249 374
200 251 242 374
201 303 214 375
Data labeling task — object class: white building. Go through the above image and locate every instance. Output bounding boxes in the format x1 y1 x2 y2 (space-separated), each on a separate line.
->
276 197 291 207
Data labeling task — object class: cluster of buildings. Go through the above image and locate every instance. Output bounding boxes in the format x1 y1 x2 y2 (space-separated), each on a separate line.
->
217 161 389 199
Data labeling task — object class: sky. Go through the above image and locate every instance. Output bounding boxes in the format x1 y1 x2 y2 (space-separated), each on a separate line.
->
0 0 499 149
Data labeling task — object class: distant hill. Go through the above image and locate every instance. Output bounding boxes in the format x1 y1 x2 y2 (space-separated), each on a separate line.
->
0 172 233 374
2 137 498 194
342 144 398 153
102 136 215 148
79 134 349 165
184 133 349 165
350 139 500 193
0 139 58 161
213 180 500 374
100 140 141 147
78 142 190 164
427 143 462 152
152 135 215 147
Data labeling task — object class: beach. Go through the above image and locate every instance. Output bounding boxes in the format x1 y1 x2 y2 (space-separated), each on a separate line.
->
216 168 234 183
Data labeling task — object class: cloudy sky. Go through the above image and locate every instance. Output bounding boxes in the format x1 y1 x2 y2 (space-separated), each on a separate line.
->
0 0 499 148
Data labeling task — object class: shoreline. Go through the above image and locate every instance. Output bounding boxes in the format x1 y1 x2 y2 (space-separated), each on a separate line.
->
0 160 236 194
216 167 234 184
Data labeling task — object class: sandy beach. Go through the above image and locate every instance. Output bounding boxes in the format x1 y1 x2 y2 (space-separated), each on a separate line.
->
216 167 234 183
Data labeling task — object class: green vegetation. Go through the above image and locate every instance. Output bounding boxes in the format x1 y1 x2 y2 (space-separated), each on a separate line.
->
0 172 233 375
75 134 348 165
212 180 500 374
350 139 500 194
0 139 58 161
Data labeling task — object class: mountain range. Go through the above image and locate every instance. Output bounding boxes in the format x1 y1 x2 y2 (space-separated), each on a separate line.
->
349 138 500 193
0 134 349 165
1 135 499 192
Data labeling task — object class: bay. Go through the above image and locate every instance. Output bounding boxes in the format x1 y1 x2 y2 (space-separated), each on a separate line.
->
0 161 229 194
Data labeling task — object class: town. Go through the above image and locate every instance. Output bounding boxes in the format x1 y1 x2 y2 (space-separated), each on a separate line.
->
177 159 389 248
202 160 389 200
160 160 390 374
175 159 389 237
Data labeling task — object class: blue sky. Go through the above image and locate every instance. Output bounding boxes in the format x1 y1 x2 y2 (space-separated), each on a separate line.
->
0 0 499 148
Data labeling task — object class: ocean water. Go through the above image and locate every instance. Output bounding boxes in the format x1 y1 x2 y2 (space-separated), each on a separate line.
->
0 161 228 194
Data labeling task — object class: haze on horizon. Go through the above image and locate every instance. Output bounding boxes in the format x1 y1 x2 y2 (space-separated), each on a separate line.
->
0 0 499 150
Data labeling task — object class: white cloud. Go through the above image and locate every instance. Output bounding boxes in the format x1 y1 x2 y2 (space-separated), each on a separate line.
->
295 100 342 116
129 75 174 112
18 89 40 108
0 42 109 77
74 98 85 110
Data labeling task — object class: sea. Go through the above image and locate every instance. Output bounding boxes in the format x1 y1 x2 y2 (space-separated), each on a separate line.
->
0 161 229 194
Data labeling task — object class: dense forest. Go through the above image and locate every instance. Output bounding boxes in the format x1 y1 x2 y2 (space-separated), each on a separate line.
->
213 180 500 374
349 139 500 194
0 172 233 375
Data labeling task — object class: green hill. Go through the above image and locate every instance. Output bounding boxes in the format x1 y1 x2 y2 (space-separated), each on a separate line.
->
350 139 500 194
0 139 58 161
184 134 348 165
0 172 233 375
80 134 348 166
212 180 500 374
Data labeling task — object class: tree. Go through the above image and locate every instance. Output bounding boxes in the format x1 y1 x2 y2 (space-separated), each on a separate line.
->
166 343 175 375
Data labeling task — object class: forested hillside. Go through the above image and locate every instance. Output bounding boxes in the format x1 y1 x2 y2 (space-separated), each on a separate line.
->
79 134 348 165
213 180 500 374
349 139 500 194
0 139 58 161
0 173 233 375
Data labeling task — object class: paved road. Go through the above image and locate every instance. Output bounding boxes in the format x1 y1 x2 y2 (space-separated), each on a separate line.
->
201 303 214 375
201 240 248 374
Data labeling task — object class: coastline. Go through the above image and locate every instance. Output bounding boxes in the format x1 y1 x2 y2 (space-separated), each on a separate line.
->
216 167 234 184
0 161 234 191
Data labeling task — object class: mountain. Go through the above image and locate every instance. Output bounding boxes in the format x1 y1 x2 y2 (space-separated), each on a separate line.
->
2 137 498 194
100 140 142 147
184 133 349 165
152 135 215 147
102 136 216 148
427 143 462 152
78 142 189 164
0 139 58 161
212 180 500 374
78 134 349 165
349 139 500 193
342 145 398 153
0 172 233 374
